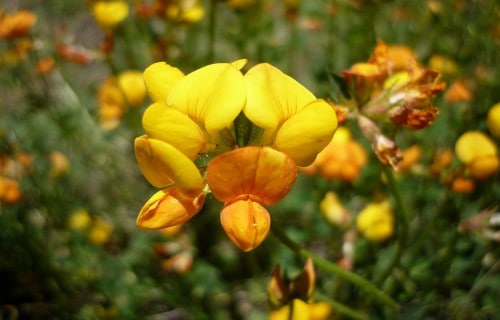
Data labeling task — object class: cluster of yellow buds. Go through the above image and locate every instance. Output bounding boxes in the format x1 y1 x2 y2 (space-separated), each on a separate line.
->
134 59 337 251
135 0 205 24
333 41 446 169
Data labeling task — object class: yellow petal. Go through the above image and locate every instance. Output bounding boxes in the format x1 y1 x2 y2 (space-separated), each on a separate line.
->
134 136 203 197
142 102 207 158
220 199 270 252
274 99 338 166
167 63 246 132
92 0 129 29
244 63 316 130
206 146 297 205
136 188 205 230
143 62 185 102
455 131 497 164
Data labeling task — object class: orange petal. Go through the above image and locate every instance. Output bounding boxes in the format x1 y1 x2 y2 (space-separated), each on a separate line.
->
220 199 270 252
206 146 297 205
137 188 205 230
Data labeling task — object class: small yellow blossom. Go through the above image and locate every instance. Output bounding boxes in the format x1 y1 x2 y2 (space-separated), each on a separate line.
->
92 0 129 29
319 191 350 228
428 54 458 76
455 131 498 179
88 217 114 245
487 102 500 139
49 151 70 178
165 0 205 23
68 209 92 230
356 200 394 242
269 299 331 320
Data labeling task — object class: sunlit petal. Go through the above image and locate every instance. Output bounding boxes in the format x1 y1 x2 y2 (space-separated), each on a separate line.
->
136 188 205 230
167 63 246 132
206 146 297 205
143 62 185 102
142 102 207 158
244 63 315 130
274 99 338 166
220 199 270 252
134 136 203 197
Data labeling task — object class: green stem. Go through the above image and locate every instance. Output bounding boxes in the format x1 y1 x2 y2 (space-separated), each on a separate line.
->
270 218 399 314
207 0 217 63
314 292 370 320
375 166 410 288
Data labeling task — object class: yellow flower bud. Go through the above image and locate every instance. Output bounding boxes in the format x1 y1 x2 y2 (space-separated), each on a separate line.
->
356 201 394 242
455 131 497 164
487 102 500 139
92 1 129 29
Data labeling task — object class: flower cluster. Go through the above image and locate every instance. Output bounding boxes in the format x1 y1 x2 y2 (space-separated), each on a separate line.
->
135 59 337 251
334 41 446 169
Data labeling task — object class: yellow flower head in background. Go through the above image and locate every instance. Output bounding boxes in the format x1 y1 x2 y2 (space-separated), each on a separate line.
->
356 200 394 242
487 102 500 139
455 131 499 179
165 0 205 23
92 0 129 29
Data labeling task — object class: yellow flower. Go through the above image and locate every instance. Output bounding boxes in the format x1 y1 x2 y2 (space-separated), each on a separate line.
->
92 0 129 29
98 70 146 130
269 299 331 320
117 71 147 107
356 200 394 242
487 102 500 139
166 0 205 23
206 147 297 251
88 217 113 245
319 191 350 228
0 176 22 203
142 60 247 157
244 63 337 166
455 131 499 179
68 209 92 230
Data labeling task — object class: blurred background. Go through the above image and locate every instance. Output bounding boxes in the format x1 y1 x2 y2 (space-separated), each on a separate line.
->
1 0 499 319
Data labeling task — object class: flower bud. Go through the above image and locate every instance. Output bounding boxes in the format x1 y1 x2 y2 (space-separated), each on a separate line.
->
220 199 270 252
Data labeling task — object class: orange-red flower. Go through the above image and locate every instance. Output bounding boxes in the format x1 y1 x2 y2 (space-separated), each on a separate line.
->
0 10 37 39
206 146 297 251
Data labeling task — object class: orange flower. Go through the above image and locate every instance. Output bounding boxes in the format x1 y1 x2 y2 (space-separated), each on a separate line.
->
0 10 37 39
206 147 297 251
444 79 473 103
304 126 368 182
0 177 22 203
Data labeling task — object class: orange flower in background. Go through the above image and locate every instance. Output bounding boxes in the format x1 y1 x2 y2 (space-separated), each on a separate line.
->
0 10 37 39
445 79 473 103
304 126 367 182
206 147 297 251
0 177 22 203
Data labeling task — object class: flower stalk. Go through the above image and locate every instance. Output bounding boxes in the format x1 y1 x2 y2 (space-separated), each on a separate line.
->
270 216 399 314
